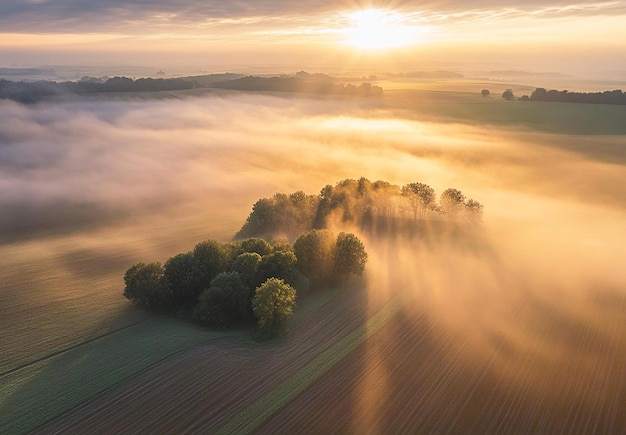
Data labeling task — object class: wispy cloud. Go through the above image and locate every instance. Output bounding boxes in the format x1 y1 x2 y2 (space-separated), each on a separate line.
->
0 1 624 33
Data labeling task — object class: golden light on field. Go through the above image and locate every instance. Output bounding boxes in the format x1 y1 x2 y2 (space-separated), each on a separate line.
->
342 9 422 50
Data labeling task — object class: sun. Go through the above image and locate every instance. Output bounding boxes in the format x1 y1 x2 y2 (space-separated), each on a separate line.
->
343 9 420 50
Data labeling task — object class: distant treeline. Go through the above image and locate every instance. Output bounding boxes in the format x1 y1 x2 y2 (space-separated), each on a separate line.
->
210 74 382 96
0 71 382 103
236 177 483 240
522 88 626 105
0 77 194 103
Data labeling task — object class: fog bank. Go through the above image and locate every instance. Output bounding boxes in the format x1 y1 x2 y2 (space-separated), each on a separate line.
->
1 91 625 374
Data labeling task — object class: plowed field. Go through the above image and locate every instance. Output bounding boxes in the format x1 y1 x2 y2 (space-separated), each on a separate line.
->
35 282 626 433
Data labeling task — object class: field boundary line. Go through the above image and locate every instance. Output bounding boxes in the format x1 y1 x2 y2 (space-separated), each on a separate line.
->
215 294 407 435
0 319 148 379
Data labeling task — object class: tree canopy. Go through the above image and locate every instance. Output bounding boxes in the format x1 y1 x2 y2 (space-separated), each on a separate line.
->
334 232 368 278
193 272 249 329
502 89 515 100
293 229 336 286
124 232 367 338
402 182 436 220
524 87 626 105
252 278 297 339
231 252 262 291
123 262 168 309
237 178 483 239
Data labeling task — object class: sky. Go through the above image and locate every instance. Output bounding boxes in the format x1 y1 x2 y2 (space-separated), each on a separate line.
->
1 1 625 75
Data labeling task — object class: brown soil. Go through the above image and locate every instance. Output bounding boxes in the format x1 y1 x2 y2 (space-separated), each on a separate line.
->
36 285 626 433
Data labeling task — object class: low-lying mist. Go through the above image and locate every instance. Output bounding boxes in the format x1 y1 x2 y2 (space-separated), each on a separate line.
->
1 91 625 379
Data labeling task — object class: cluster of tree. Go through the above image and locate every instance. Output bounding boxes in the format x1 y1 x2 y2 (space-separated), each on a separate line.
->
72 77 194 93
124 232 367 338
236 178 483 240
179 73 244 87
519 88 626 105
209 74 382 96
0 76 194 103
235 191 320 240
0 79 61 103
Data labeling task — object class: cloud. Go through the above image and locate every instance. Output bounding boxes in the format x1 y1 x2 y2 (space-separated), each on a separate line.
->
0 94 375 239
0 1 624 33
0 0 338 33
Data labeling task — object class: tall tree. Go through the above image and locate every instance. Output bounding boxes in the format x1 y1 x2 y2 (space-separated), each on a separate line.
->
440 188 466 221
123 262 167 308
192 240 230 297
163 252 197 310
252 278 297 338
257 250 300 288
231 252 262 292
464 199 484 224
294 229 335 286
402 182 435 220
333 232 368 279
239 238 273 256
194 272 249 328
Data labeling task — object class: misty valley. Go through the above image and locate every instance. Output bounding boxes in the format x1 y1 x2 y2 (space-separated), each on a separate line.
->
1 76 626 433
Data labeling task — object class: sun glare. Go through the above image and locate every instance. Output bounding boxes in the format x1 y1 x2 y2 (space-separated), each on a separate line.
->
343 9 420 50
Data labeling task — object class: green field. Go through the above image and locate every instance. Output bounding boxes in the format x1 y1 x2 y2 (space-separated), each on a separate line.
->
384 88 626 135
0 317 239 434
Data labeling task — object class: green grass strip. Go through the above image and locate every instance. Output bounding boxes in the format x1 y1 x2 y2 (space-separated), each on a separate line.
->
0 318 230 435
216 295 404 435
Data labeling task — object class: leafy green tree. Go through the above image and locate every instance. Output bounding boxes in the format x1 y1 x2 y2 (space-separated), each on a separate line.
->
240 238 273 256
123 262 168 308
293 229 335 286
235 192 319 240
236 198 275 239
163 252 197 310
286 191 319 234
314 184 334 228
257 250 299 287
333 232 368 278
231 252 262 291
440 188 466 221
194 272 249 328
221 241 243 266
464 199 484 224
401 182 435 220
357 176 373 196
192 240 230 290
502 89 514 100
270 238 294 253
252 278 297 338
